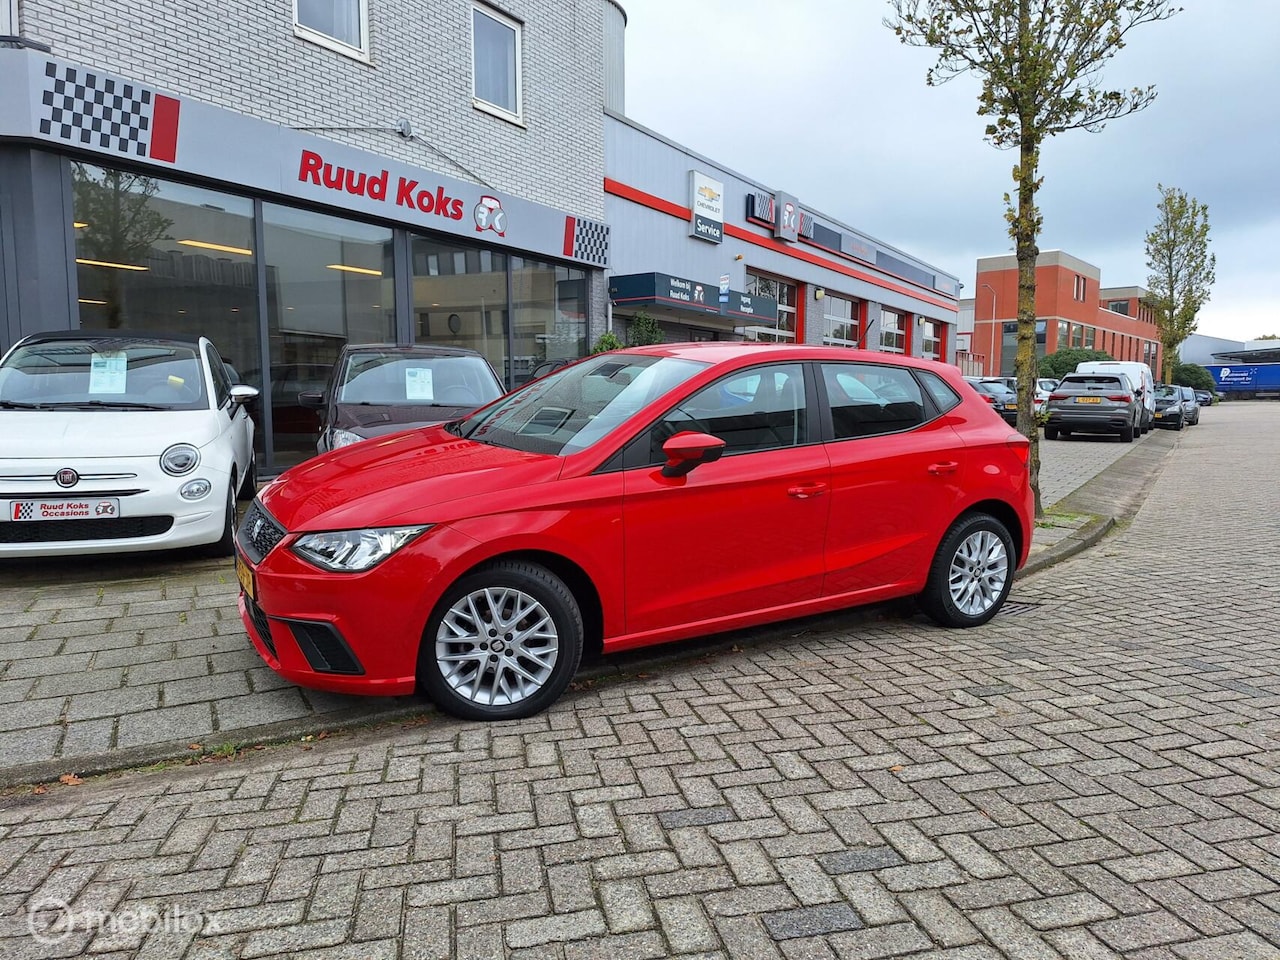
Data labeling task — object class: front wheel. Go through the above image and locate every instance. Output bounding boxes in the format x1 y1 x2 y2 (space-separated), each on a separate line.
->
919 513 1015 628
419 561 584 721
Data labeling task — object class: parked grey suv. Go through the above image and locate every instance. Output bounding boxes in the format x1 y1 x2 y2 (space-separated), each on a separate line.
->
1044 372 1141 443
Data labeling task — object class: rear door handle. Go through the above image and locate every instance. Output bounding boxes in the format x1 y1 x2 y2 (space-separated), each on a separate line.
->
787 482 828 499
927 461 959 476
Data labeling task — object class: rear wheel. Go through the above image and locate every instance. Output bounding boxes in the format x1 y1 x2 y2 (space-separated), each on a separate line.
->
1044 425 1059 440
237 456 257 500
419 561 584 721
1120 423 1134 443
919 513 1015 628
200 478 237 558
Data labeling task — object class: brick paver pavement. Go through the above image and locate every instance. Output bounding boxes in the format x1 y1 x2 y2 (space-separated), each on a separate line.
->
0 402 1275 957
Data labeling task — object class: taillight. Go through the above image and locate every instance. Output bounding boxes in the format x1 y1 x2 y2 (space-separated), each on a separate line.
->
1048 392 1067 400
1106 395 1132 402
1006 435 1030 466
981 394 996 404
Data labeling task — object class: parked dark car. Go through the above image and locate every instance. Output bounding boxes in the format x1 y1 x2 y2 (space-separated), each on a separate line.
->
1044 372 1141 442
299 344 504 454
1153 384 1198 429
963 377 1018 425
1194 389 1213 407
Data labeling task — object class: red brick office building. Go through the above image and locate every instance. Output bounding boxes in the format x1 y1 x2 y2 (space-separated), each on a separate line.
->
967 250 1163 377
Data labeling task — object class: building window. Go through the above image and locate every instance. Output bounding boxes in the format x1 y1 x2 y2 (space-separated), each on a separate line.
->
511 256 587 386
744 271 797 342
411 236 508 380
879 309 907 354
821 294 859 347
472 3 522 121
1083 326 1095 350
920 319 943 360
294 0 369 59
1108 299 1130 316
1 0 14 35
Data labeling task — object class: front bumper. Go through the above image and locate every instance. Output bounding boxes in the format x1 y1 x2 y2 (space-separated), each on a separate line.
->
0 457 229 557
234 506 480 695
1152 409 1183 427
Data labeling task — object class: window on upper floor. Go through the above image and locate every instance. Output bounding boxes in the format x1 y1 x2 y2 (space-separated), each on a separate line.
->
472 3 523 122
1 0 15 36
295 0 369 61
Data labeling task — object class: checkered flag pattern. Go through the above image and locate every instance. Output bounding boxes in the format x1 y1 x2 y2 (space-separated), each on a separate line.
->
38 61 181 162
12 503 34 521
564 216 610 266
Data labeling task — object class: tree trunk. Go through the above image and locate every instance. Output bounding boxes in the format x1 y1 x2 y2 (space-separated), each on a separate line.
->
1014 136 1043 517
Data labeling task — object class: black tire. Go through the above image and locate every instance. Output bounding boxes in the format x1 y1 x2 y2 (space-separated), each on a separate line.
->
919 513 1015 628
1060 428 1072 438
419 561 584 721
1044 425 1059 440
201 478 237 558
1120 423 1134 443
237 456 257 500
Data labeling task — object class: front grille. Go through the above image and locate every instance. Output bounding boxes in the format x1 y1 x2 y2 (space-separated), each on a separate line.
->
284 619 365 675
0 516 172 544
237 500 286 563
245 596 277 659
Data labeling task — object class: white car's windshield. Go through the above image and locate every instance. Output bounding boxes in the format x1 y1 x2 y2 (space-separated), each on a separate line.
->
0 338 208 411
338 352 502 407
457 354 708 455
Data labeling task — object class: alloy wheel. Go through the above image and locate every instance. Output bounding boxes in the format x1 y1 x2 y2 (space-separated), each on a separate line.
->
435 586 559 707
947 530 1009 617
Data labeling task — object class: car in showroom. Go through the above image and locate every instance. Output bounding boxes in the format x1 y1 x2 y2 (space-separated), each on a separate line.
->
235 343 1034 721
1153 384 1199 428
299 344 504 454
963 376 1019 425
1044 371 1141 442
0 331 258 557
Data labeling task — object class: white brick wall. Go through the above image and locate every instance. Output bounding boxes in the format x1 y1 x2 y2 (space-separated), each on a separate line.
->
19 0 606 220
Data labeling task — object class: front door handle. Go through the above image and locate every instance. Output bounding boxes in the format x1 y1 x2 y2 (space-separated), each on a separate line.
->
787 482 828 499
927 461 959 476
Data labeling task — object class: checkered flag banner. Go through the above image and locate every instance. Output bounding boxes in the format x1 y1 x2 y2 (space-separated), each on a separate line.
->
562 216 610 267
39 61 181 162
12 503 34 521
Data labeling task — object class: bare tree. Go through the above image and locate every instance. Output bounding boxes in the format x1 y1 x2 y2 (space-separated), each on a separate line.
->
1145 184 1216 381
886 0 1179 515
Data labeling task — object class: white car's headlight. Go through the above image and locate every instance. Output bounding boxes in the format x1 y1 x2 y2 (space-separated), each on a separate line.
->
331 429 365 449
291 526 430 572
161 443 200 476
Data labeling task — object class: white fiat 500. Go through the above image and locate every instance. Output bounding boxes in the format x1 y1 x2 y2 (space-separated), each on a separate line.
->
0 332 258 558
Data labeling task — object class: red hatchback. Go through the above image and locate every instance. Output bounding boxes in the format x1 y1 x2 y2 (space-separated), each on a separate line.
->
236 344 1033 720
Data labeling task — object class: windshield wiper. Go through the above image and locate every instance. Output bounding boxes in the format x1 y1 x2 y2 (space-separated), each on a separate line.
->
45 400 169 411
0 400 52 409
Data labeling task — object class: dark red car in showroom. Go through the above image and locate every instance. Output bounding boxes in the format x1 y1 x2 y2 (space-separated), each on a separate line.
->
235 343 1033 721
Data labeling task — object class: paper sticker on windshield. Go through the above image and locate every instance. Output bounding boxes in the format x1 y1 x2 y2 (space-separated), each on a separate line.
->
88 352 128 394
405 368 434 400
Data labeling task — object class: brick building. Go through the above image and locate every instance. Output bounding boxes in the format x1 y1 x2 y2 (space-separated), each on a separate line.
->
964 250 1163 378
0 0 620 472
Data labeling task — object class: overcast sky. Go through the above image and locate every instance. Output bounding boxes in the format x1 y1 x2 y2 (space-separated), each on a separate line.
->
621 0 1280 342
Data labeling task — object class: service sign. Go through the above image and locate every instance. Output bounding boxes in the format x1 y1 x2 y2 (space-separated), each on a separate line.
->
688 171 724 244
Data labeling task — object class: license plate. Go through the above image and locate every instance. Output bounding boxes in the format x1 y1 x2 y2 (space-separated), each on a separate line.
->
1003 404 1017 411
1154 412 1163 418
1076 396 1102 404
8 498 120 521
235 553 256 601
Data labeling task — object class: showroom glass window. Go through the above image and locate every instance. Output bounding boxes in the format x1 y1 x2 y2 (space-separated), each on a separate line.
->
879 309 907 354
920 319 943 361
744 271 797 341
822 294 859 347
412 235 508 382
473 3 522 119
262 203 394 469
512 256 587 386
295 0 368 57
71 162 262 442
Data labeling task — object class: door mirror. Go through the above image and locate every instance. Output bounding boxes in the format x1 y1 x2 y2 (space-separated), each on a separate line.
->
298 390 326 409
661 431 726 478
230 385 260 405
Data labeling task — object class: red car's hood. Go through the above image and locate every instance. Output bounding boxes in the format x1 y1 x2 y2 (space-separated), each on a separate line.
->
260 426 563 531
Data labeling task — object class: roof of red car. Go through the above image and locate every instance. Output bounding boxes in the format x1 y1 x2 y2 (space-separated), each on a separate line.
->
618 341 954 372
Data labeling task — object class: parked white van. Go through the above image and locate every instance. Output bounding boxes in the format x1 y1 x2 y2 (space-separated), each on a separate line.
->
1074 360 1156 433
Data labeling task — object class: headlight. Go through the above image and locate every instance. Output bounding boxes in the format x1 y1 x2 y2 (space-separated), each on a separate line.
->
161 443 200 476
331 429 365 449
291 526 430 572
